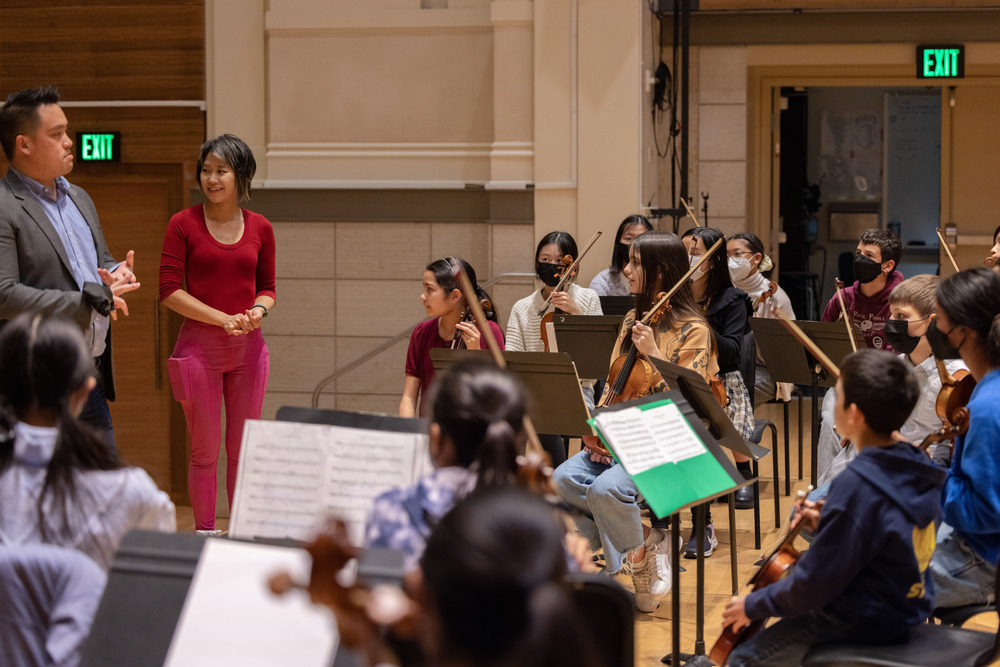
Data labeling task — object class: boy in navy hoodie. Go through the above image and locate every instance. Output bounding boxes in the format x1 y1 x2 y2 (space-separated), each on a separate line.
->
721 350 946 667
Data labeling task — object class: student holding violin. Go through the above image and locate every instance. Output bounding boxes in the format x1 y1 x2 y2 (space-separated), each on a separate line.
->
720 350 945 667
682 227 756 520
504 231 602 352
399 258 503 418
928 267 1000 608
726 232 796 406
553 231 720 612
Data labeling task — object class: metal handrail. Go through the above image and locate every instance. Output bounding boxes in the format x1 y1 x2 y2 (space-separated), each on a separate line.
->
311 272 536 407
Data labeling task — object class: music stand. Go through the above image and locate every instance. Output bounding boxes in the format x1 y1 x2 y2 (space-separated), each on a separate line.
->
429 349 593 436
600 295 636 317
551 314 621 380
594 391 750 667
646 359 766 666
750 318 863 487
276 406 429 433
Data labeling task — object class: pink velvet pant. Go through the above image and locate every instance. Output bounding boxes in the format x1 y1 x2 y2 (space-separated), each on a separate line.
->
168 320 269 530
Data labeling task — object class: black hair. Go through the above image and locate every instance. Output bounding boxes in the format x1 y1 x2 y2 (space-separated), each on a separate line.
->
728 232 774 279
993 224 1000 244
859 228 904 275
425 257 499 324
682 227 734 304
535 231 578 266
0 85 61 160
625 231 706 349
936 267 1000 369
610 215 654 274
421 488 599 667
426 359 526 489
196 133 257 202
840 350 919 436
0 314 121 543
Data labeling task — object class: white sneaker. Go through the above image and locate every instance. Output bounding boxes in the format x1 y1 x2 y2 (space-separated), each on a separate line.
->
195 529 223 537
629 531 673 612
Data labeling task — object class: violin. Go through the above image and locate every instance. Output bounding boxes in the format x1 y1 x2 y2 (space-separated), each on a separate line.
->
987 256 998 267
751 281 777 313
711 490 820 665
599 237 725 408
539 254 575 352
917 358 976 453
451 298 494 350
834 278 858 353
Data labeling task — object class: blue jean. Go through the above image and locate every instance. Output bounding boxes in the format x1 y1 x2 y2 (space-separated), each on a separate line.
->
552 451 643 574
78 381 115 454
728 609 862 667
929 522 997 608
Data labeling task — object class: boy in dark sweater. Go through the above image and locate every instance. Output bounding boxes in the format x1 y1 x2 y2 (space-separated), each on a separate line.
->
721 350 946 667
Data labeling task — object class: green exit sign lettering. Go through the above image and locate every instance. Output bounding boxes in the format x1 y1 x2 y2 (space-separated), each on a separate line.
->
75 132 121 162
916 45 964 79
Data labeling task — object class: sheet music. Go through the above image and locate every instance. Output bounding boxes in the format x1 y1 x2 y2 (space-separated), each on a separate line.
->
164 539 336 667
594 402 707 475
230 420 431 544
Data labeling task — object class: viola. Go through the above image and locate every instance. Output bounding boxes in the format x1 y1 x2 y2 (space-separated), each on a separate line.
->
599 237 725 408
710 490 821 665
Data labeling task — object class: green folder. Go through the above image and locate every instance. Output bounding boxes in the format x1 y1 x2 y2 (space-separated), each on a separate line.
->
588 398 737 518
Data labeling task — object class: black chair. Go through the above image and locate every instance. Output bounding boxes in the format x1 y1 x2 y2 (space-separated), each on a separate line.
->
801 565 1000 667
566 573 634 667
738 331 781 548
765 386 803 496
933 599 999 628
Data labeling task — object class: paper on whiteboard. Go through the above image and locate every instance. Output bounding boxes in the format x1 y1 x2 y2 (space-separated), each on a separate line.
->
230 420 431 544
595 402 706 475
164 539 336 667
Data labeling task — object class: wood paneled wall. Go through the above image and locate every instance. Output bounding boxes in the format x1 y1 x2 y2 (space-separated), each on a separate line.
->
0 0 204 101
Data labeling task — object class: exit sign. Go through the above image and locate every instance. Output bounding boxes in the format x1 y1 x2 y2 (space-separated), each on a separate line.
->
75 132 121 162
916 45 964 79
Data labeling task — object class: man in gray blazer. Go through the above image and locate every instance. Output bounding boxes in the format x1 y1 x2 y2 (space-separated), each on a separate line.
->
0 86 139 450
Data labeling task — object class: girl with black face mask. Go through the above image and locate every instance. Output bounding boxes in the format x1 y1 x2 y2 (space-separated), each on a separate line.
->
504 232 603 465
589 215 653 296
928 267 1000 610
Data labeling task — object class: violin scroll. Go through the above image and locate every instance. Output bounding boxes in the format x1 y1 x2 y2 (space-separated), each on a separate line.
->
986 256 997 267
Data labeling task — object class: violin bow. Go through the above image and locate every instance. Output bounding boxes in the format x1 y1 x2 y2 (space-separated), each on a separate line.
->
536 230 603 317
936 227 962 274
770 305 841 380
834 279 858 354
680 197 702 227
453 264 545 457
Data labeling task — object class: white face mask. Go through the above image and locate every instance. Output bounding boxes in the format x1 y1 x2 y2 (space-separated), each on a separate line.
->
688 254 707 282
728 256 755 282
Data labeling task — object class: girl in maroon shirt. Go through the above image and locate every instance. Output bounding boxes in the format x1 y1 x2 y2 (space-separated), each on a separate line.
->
158 134 275 532
399 258 503 417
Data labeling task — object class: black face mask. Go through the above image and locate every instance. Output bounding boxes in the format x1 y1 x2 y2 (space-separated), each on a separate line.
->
925 319 963 360
535 262 563 287
853 254 884 284
883 318 922 355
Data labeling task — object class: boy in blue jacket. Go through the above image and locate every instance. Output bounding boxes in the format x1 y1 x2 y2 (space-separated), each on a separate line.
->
721 350 946 667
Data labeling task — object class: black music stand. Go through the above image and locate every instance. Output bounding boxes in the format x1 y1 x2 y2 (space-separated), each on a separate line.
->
750 318 863 487
647 358 767 666
599 295 636 317
551 314 621 380
594 391 750 667
276 406 429 433
430 349 593 436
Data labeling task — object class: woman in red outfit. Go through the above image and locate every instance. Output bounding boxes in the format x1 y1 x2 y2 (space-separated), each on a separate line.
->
158 134 276 532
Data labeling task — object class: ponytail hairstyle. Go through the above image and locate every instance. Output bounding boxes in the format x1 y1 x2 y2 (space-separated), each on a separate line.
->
426 257 499 324
935 267 1000 369
610 215 654 274
728 232 774 278
420 488 599 667
624 231 706 354
427 359 526 489
682 227 734 303
0 313 120 541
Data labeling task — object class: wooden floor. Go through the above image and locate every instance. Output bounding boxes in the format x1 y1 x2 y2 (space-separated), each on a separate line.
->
174 401 999 666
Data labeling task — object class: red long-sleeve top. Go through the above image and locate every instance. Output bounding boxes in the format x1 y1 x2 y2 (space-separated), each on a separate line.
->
158 205 276 312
